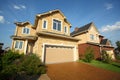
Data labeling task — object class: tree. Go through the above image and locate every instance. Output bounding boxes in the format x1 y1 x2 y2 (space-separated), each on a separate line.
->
114 41 120 60
115 41 120 55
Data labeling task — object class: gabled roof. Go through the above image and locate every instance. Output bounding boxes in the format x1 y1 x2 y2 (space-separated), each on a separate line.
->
100 39 108 45
34 9 71 28
70 22 93 36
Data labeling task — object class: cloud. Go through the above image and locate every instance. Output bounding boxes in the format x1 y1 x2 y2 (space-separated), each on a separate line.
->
100 21 120 32
0 15 5 23
105 3 113 10
13 5 26 10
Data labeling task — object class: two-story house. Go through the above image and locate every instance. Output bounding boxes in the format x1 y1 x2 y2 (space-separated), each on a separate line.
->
11 10 79 64
71 22 115 60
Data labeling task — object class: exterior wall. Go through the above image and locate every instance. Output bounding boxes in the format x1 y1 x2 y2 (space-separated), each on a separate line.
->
74 32 88 43
34 35 78 61
15 24 36 36
78 43 101 59
101 46 115 59
37 12 71 36
87 25 100 43
74 25 100 44
12 39 25 53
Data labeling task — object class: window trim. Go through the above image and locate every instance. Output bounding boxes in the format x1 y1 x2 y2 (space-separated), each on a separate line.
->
22 27 30 34
52 18 62 32
64 26 68 33
42 19 48 29
14 40 24 50
90 34 94 40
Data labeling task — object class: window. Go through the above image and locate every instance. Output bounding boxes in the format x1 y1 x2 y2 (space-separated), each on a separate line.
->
53 19 61 31
15 41 23 49
90 34 94 40
22 27 30 34
43 20 47 29
64 26 67 33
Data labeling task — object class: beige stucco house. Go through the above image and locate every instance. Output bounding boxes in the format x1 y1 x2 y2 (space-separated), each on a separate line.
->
71 22 115 60
11 10 80 64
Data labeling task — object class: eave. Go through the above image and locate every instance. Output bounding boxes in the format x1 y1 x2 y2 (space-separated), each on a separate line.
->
37 31 80 41
11 35 37 40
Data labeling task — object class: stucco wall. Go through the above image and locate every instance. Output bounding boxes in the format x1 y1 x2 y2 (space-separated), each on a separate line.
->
33 35 78 61
37 12 71 36
12 39 25 53
74 25 100 44
15 24 36 36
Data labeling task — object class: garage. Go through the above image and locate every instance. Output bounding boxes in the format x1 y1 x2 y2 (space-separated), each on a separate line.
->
45 45 74 64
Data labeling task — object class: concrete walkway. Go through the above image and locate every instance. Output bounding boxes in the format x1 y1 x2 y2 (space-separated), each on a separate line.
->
39 74 51 80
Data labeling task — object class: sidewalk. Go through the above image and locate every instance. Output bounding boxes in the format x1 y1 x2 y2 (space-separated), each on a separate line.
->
39 74 51 80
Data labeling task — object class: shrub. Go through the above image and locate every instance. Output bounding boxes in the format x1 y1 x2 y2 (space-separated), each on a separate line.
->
0 50 46 80
115 54 120 60
83 47 94 63
101 50 111 63
19 54 46 75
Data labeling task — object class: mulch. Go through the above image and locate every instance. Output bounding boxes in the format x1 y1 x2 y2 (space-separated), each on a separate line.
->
47 62 120 80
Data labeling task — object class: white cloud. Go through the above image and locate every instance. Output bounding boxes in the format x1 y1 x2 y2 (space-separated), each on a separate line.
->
20 5 26 9
100 21 120 32
13 5 26 10
0 15 5 23
105 3 113 10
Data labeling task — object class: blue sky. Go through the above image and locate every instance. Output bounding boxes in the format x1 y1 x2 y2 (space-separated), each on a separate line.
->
0 0 120 48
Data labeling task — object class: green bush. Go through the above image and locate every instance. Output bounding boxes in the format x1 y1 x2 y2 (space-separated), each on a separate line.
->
83 47 94 63
115 54 120 60
101 50 111 63
0 50 46 80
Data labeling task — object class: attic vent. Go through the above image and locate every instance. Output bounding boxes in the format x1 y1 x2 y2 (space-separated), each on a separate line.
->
75 27 79 32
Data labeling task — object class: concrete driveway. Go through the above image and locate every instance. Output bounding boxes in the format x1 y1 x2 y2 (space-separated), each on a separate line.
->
47 62 120 80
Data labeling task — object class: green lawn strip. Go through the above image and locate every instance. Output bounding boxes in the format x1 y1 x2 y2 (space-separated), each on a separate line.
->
79 60 120 73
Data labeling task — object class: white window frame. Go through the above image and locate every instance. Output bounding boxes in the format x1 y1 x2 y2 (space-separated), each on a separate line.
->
42 19 48 29
14 40 24 50
52 18 62 32
90 34 94 40
22 27 30 34
64 26 68 33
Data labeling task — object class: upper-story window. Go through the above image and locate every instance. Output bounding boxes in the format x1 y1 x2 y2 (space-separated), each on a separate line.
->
64 26 68 33
15 41 23 49
42 20 47 29
90 34 94 40
53 19 61 31
22 27 30 34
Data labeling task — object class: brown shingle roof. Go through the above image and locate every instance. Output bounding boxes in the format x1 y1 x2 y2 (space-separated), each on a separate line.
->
70 22 93 36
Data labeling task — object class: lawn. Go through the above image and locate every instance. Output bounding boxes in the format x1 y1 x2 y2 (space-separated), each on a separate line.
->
79 60 120 73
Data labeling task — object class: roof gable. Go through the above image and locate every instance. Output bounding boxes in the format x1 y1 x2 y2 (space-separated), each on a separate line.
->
34 9 71 28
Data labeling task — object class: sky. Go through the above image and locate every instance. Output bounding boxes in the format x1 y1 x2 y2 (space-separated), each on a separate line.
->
0 0 120 48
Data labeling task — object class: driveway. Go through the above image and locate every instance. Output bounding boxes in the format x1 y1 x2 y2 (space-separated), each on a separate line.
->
47 62 120 80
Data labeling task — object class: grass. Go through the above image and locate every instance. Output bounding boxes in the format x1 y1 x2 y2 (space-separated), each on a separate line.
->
79 60 120 73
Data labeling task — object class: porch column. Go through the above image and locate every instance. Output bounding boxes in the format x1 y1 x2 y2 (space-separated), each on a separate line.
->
24 40 28 54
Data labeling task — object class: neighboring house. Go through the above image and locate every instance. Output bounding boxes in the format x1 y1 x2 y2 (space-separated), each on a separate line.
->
71 22 115 60
11 10 79 64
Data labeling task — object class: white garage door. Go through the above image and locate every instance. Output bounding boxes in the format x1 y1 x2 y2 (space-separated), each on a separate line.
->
45 45 74 64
